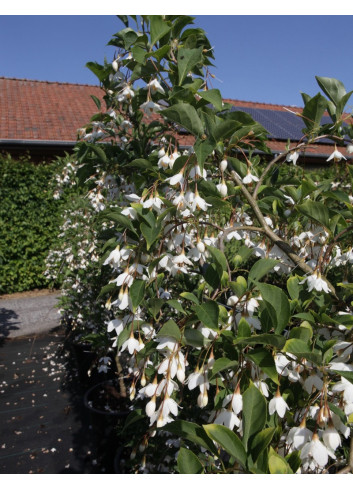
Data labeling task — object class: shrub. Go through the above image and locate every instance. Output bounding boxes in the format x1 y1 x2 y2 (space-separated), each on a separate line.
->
47 15 353 474
0 153 74 293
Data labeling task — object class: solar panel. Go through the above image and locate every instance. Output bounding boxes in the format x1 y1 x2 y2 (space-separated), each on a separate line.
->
229 106 335 144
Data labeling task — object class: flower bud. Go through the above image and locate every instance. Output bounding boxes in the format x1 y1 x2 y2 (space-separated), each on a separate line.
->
197 389 208 408
177 363 185 383
145 396 156 417
220 159 228 172
112 59 119 72
196 240 205 253
347 144 353 154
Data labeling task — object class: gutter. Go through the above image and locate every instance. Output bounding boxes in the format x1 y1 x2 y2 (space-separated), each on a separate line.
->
0 140 334 160
0 139 76 148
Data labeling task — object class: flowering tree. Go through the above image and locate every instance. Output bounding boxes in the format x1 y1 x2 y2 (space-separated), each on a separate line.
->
55 15 353 473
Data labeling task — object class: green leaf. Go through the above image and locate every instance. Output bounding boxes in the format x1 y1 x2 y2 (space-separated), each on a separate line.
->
256 282 290 334
283 338 311 353
237 317 251 338
331 370 353 384
149 15 172 46
106 212 139 237
242 383 267 449
85 61 110 82
90 94 101 110
297 199 330 230
203 424 247 469
287 276 300 301
193 137 216 167
194 300 219 329
177 447 204 474
125 158 153 169
246 348 279 385
145 44 170 62
161 103 204 136
209 357 238 379
268 448 293 474
178 46 203 85
213 119 241 142
183 328 209 348
97 282 116 299
316 76 347 106
229 276 248 298
293 312 315 323
207 245 228 272
336 90 353 118
165 420 217 455
157 319 181 341
92 144 107 163
203 263 220 289
283 338 322 364
234 333 286 350
301 92 327 133
148 297 165 319
129 279 145 312
166 299 186 315
140 221 162 250
180 292 199 304
197 88 223 111
250 427 276 462
288 327 312 343
248 258 279 284
285 450 301 474
115 27 139 49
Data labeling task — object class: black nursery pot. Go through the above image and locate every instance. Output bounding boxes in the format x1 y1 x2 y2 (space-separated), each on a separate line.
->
83 379 130 473
71 342 97 383
83 379 130 419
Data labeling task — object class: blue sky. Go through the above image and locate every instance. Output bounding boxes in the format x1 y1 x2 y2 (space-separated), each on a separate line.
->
1 13 353 107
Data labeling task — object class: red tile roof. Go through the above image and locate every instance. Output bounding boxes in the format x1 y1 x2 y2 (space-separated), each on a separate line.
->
0 77 103 142
0 77 349 160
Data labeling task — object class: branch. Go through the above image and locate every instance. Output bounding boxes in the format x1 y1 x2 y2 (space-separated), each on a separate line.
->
322 224 353 268
252 134 341 200
230 170 338 297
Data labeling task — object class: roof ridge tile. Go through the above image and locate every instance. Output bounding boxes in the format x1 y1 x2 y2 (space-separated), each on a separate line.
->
0 76 99 88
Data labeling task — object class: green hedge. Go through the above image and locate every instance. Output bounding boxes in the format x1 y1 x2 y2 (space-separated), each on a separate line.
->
0 153 69 294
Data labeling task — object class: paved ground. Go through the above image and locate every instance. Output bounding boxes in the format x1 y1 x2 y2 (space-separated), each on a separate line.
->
0 293 123 474
0 292 61 339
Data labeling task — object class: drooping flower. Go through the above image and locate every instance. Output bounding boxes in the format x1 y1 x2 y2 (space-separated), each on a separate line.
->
327 146 346 163
269 389 289 418
300 270 330 294
103 246 121 266
146 79 165 95
121 332 143 355
286 150 300 165
287 419 313 450
322 423 341 451
217 180 228 197
188 189 212 212
140 100 162 114
300 433 329 470
112 287 131 310
165 170 184 187
214 408 240 430
242 169 259 184
107 318 124 336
